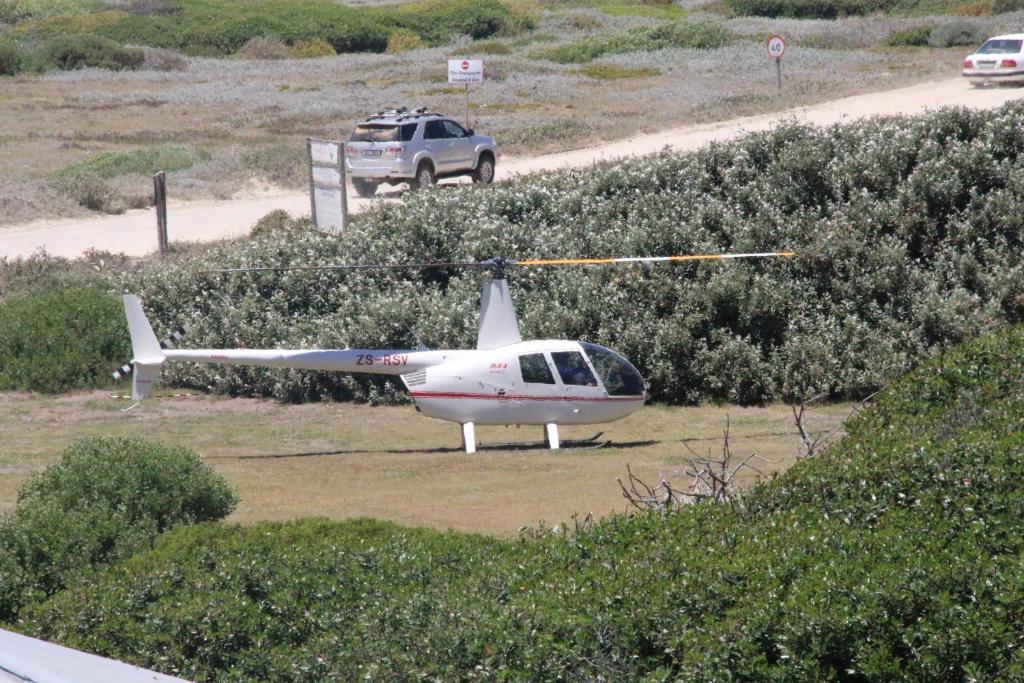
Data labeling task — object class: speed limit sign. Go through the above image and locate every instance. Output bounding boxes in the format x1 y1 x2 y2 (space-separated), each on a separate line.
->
766 35 786 60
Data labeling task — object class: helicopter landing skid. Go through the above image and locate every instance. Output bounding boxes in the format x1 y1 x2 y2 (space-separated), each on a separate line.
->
486 432 609 451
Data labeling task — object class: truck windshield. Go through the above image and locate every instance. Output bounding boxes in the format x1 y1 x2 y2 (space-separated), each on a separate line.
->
580 343 646 397
350 125 399 142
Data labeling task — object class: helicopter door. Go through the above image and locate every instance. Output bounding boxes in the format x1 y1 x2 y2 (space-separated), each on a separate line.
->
514 352 559 421
550 350 603 417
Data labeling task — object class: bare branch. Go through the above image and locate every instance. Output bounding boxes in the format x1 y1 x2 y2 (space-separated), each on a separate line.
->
620 415 776 511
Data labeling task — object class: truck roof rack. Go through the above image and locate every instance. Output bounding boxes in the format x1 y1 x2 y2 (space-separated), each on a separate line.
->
366 106 439 122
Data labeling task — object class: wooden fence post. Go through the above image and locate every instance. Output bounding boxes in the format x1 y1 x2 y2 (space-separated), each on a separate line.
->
153 170 168 255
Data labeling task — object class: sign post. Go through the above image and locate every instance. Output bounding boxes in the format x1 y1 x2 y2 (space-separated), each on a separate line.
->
152 170 168 255
306 138 347 232
447 59 483 127
766 35 785 95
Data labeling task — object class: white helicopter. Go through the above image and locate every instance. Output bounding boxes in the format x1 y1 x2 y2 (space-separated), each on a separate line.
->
121 253 793 453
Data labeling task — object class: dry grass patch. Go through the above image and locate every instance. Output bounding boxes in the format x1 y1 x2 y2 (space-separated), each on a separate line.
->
0 390 852 535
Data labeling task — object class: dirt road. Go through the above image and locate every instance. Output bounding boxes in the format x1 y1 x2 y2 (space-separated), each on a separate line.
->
3 77 1020 260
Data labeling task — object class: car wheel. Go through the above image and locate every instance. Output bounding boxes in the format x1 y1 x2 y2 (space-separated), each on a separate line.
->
352 178 378 198
411 162 435 190
472 155 495 185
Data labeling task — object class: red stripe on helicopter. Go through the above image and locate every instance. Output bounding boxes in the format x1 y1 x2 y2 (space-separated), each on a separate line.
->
409 391 643 402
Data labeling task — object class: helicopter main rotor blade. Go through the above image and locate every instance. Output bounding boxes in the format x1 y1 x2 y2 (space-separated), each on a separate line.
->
514 252 796 267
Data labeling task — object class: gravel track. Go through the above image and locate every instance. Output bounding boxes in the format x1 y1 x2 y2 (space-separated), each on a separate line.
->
3 76 1021 260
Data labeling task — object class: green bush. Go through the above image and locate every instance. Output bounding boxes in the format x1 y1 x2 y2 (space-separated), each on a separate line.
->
532 20 733 63
28 2 388 55
0 437 237 622
18 0 529 56
55 172 124 213
17 326 1024 679
35 33 143 71
384 28 425 53
0 285 129 393
122 103 1024 405
474 39 512 55
992 0 1024 11
0 0 105 23
927 20 988 47
0 40 23 75
885 23 936 46
236 35 294 59
249 208 295 238
725 0 894 18
55 144 207 180
393 0 517 45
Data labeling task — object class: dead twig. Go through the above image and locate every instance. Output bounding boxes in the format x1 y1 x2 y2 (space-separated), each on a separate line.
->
621 416 777 511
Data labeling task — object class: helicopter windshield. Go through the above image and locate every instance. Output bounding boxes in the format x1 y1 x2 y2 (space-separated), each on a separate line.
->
579 343 646 397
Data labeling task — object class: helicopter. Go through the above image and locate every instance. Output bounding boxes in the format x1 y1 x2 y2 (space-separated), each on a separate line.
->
120 252 794 453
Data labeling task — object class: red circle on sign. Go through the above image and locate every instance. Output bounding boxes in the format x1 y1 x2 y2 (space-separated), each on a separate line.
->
766 35 785 59
461 60 470 70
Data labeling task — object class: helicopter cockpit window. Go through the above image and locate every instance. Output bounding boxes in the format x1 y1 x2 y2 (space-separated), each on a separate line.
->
519 353 554 384
551 351 598 387
580 343 646 396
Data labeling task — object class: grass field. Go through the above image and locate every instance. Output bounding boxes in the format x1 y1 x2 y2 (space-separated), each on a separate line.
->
0 390 852 535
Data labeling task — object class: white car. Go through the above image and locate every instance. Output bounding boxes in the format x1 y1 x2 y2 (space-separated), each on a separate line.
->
963 33 1024 86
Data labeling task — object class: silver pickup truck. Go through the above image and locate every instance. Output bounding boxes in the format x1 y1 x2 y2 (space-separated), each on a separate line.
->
344 108 500 197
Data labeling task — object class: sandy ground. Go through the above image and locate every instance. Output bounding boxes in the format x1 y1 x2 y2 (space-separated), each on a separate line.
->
3 77 1021 260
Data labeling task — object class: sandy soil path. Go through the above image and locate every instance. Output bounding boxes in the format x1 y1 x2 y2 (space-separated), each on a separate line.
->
3 77 1020 260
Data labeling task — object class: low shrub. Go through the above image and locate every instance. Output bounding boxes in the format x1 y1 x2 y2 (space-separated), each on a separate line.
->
563 10 603 30
36 33 143 71
992 0 1024 11
291 37 335 57
0 285 129 393
385 28 425 53
927 20 988 46
56 172 124 213
0 0 103 23
0 40 23 75
885 23 936 46
139 45 187 70
533 20 733 63
474 39 512 54
953 0 994 15
18 326 1024 679
393 0 520 45
29 2 389 55
236 35 293 60
241 143 307 187
18 0 527 56
0 437 237 621
249 208 295 238
726 0 894 18
55 144 207 180
0 252 131 298
580 63 660 79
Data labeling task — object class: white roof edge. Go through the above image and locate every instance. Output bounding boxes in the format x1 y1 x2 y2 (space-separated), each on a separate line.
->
0 629 191 683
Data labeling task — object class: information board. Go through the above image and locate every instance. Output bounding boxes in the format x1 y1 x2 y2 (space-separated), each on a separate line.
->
306 138 347 232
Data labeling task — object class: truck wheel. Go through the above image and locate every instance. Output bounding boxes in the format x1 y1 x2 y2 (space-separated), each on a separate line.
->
472 154 495 185
411 162 435 190
352 179 378 198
